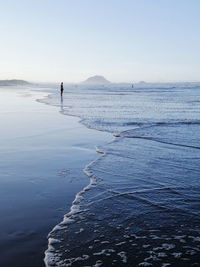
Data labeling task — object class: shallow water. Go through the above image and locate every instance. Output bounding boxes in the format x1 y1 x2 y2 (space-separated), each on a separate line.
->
41 85 200 133
41 85 200 266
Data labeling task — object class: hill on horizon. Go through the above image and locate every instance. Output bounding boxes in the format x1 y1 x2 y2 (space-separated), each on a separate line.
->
0 79 30 86
82 75 110 85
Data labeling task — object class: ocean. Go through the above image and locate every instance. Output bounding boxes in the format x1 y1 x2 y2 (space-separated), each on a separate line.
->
40 84 200 266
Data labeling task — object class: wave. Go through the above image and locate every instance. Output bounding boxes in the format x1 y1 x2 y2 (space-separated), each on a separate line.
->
38 85 200 134
41 86 200 266
44 124 200 266
120 123 200 150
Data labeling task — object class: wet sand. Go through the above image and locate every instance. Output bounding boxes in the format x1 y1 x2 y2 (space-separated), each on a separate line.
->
0 88 111 267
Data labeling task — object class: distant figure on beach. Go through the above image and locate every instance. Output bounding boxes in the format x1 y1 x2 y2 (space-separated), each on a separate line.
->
60 82 64 97
132 84 134 88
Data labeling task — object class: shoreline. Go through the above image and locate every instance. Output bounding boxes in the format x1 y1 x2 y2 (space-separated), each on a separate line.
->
37 91 113 266
0 87 111 267
37 90 113 266
44 144 108 266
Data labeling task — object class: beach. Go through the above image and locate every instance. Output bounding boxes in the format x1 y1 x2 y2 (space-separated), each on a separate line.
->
1 1 200 266
0 87 110 267
1 84 200 267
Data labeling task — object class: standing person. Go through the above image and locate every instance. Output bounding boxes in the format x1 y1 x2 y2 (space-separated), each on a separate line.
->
60 82 64 97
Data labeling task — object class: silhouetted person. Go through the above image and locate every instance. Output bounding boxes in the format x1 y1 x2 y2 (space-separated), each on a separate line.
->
60 82 64 97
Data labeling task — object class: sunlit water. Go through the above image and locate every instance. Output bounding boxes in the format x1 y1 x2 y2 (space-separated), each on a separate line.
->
41 85 200 267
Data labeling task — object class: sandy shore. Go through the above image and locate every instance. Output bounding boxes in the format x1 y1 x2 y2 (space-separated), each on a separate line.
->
0 88 111 267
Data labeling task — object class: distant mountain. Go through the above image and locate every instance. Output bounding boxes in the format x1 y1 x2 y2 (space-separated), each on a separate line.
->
0 79 30 86
138 81 147 84
82 75 110 85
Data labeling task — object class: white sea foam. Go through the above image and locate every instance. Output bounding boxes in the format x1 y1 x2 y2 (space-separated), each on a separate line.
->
117 251 127 263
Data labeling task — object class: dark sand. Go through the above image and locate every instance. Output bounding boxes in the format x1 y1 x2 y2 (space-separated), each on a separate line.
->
0 88 111 267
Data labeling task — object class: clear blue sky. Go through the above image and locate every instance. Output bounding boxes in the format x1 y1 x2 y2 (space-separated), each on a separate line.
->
0 0 200 83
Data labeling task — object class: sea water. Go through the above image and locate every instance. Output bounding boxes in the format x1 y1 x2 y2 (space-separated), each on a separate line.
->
41 85 200 266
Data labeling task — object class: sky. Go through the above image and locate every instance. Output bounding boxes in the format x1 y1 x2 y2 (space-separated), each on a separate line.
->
0 0 200 83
